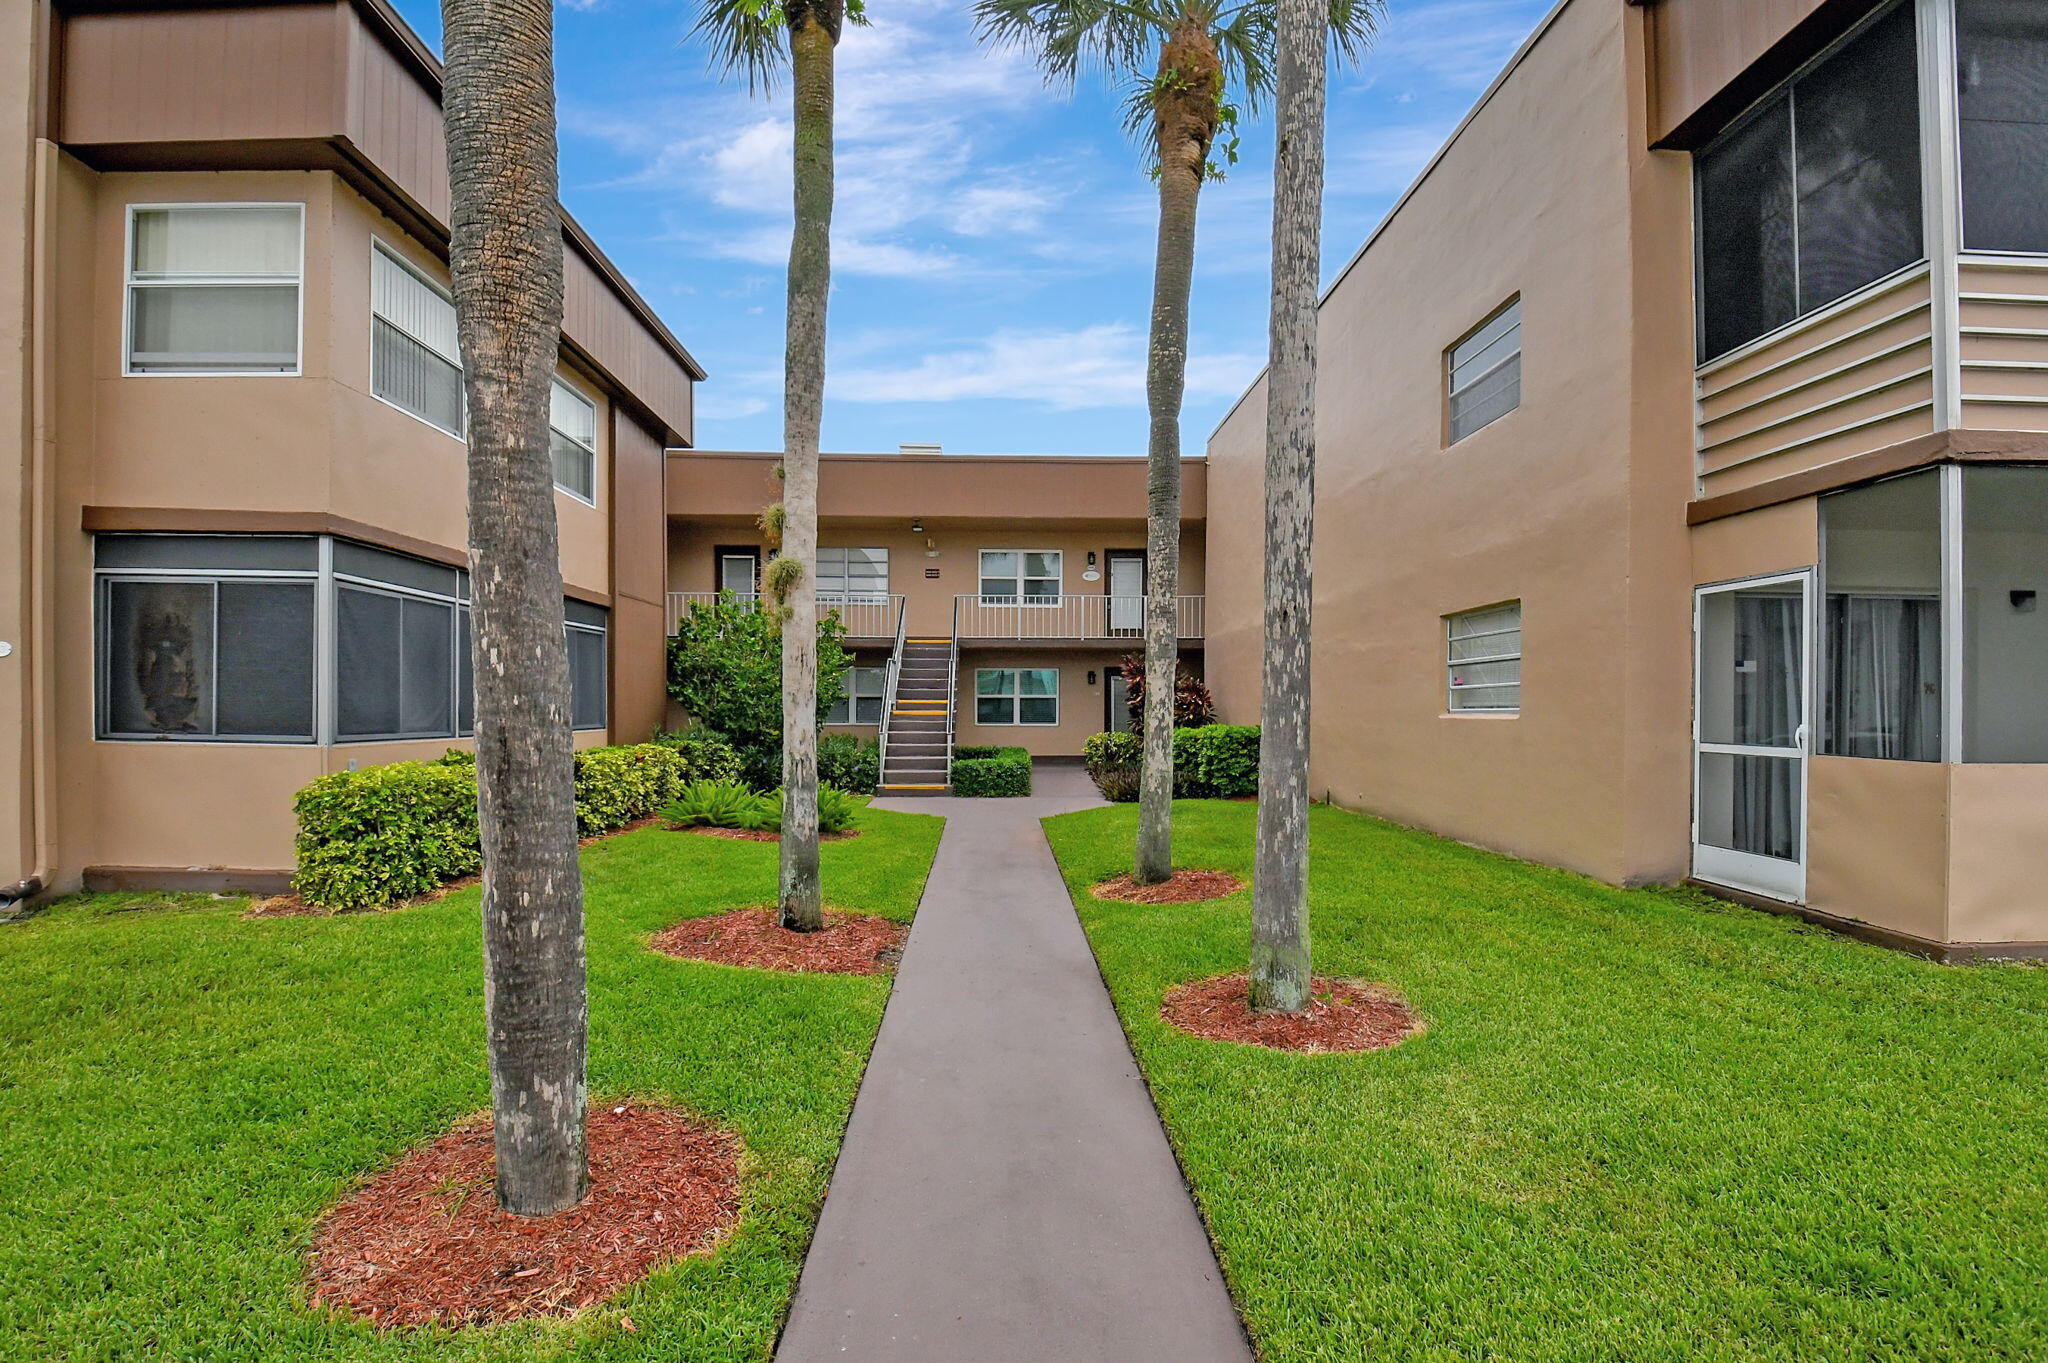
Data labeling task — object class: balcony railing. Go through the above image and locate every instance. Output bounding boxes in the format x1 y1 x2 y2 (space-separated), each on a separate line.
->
666 591 906 639
951 594 1203 641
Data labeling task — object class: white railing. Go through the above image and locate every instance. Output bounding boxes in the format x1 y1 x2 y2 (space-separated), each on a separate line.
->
875 599 912 756
667 590 906 639
950 594 1203 641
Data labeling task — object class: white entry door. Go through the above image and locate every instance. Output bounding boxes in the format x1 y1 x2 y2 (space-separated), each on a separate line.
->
1108 553 1143 633
1693 571 1813 902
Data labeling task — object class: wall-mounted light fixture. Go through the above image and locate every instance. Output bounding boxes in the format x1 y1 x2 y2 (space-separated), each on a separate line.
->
1086 550 1098 567
1087 669 1098 686
911 520 925 533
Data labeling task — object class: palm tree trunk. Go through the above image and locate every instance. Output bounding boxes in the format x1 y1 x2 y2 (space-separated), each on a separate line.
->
440 0 587 1211
1135 22 1219 885
1249 0 1327 1014
778 5 838 932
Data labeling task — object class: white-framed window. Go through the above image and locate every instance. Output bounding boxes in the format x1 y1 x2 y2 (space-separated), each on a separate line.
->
1446 298 1521 445
976 667 1059 725
95 533 605 744
827 665 886 725
125 203 303 375
371 241 465 437
551 377 598 504
1446 602 1522 712
979 550 1062 603
818 548 889 602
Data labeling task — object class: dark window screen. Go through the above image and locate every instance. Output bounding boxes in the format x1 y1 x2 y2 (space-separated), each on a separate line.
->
1794 6 1923 312
216 582 316 738
103 580 216 736
569 628 606 730
458 607 474 736
1697 3 1925 361
337 588 402 738
1699 97 1798 361
1959 0 2048 253
400 598 454 736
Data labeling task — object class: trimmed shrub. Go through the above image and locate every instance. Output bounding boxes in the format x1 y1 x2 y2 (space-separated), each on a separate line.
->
952 745 1032 798
818 732 880 795
1179 724 1261 798
295 741 712 909
1083 731 1141 802
661 780 862 835
292 761 482 911
646 728 746 786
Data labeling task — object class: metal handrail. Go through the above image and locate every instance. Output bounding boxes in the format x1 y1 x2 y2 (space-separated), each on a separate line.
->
944 623 959 789
948 593 1203 640
666 590 906 638
875 595 910 757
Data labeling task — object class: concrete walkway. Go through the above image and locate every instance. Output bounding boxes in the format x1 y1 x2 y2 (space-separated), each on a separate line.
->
775 765 1253 1363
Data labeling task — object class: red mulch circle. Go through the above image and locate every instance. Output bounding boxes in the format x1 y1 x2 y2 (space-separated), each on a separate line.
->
649 908 906 975
1161 973 1423 1053
1091 870 1246 904
677 827 861 843
308 1104 741 1329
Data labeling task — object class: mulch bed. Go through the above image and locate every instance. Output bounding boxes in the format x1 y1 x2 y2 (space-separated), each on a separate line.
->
308 1103 741 1329
648 908 906 975
1091 870 1246 904
1161 973 1424 1054
676 827 861 843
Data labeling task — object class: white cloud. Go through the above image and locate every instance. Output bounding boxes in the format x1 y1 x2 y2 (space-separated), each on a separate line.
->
830 324 1261 411
1367 0 1545 91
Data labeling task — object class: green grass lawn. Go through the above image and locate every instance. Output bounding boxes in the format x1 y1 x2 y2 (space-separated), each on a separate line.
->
1046 801 2048 1363
0 807 942 1361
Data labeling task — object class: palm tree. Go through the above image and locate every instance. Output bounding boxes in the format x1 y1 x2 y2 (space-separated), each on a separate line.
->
439 0 587 1213
1249 0 1371 1011
976 0 1373 886
693 0 855 932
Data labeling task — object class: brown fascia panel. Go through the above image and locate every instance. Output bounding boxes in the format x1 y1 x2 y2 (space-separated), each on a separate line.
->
81 505 614 606
1650 0 1892 151
1687 429 2048 525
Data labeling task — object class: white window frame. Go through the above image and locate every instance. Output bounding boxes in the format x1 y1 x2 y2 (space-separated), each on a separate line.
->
1446 601 1523 714
975 666 1060 726
550 374 599 507
1445 296 1522 446
978 549 1063 604
817 547 890 603
368 237 466 439
123 202 305 378
827 665 887 725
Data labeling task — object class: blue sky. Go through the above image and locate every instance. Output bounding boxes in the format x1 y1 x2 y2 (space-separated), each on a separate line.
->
387 0 1554 455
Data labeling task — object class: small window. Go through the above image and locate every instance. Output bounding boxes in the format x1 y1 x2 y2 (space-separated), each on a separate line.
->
1958 0 2048 253
1446 299 1521 444
979 550 1061 603
566 617 607 730
1446 602 1522 712
126 204 302 374
372 243 465 437
551 379 598 503
827 666 887 724
818 548 889 602
976 667 1059 725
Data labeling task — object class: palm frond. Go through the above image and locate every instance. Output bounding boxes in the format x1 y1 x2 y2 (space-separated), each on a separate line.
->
690 0 789 95
972 0 1171 90
1322 0 1382 69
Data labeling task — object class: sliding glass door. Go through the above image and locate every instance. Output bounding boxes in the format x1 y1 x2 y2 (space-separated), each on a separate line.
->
1694 572 1813 902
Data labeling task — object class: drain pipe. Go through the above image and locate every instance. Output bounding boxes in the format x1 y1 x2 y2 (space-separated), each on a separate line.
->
1 876 44 910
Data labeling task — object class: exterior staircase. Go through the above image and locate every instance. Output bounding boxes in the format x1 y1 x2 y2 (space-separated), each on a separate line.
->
879 638 954 795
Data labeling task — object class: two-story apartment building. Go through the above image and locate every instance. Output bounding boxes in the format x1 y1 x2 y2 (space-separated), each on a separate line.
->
1 0 700 901
665 449 1205 790
1208 0 2048 958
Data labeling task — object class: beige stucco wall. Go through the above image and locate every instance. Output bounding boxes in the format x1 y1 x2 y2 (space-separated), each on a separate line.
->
1206 0 1691 886
1 0 39 895
668 518 1205 641
1805 755 1951 944
1945 765 2048 945
952 648 1176 757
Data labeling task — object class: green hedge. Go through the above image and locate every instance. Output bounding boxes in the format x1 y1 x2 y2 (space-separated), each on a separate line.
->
1082 725 1260 801
951 745 1032 798
294 740 732 910
818 732 881 795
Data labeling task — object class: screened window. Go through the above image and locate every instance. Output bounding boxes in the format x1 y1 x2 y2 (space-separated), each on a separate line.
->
827 666 886 724
818 548 889 602
1446 602 1522 712
95 537 317 742
976 667 1058 725
1958 0 2048 254
372 243 465 437
565 599 609 732
127 205 301 374
1696 2 1922 362
551 379 598 503
1447 299 1521 444
1820 472 1943 762
980 550 1061 603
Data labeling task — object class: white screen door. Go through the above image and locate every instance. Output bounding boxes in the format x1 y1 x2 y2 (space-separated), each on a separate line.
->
1108 554 1143 632
720 552 758 597
1693 571 1812 902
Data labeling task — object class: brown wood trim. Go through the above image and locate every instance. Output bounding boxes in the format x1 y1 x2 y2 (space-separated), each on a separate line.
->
1685 879 2048 963
1687 429 2048 525
84 865 294 896
80 506 613 605
1652 0 1893 151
